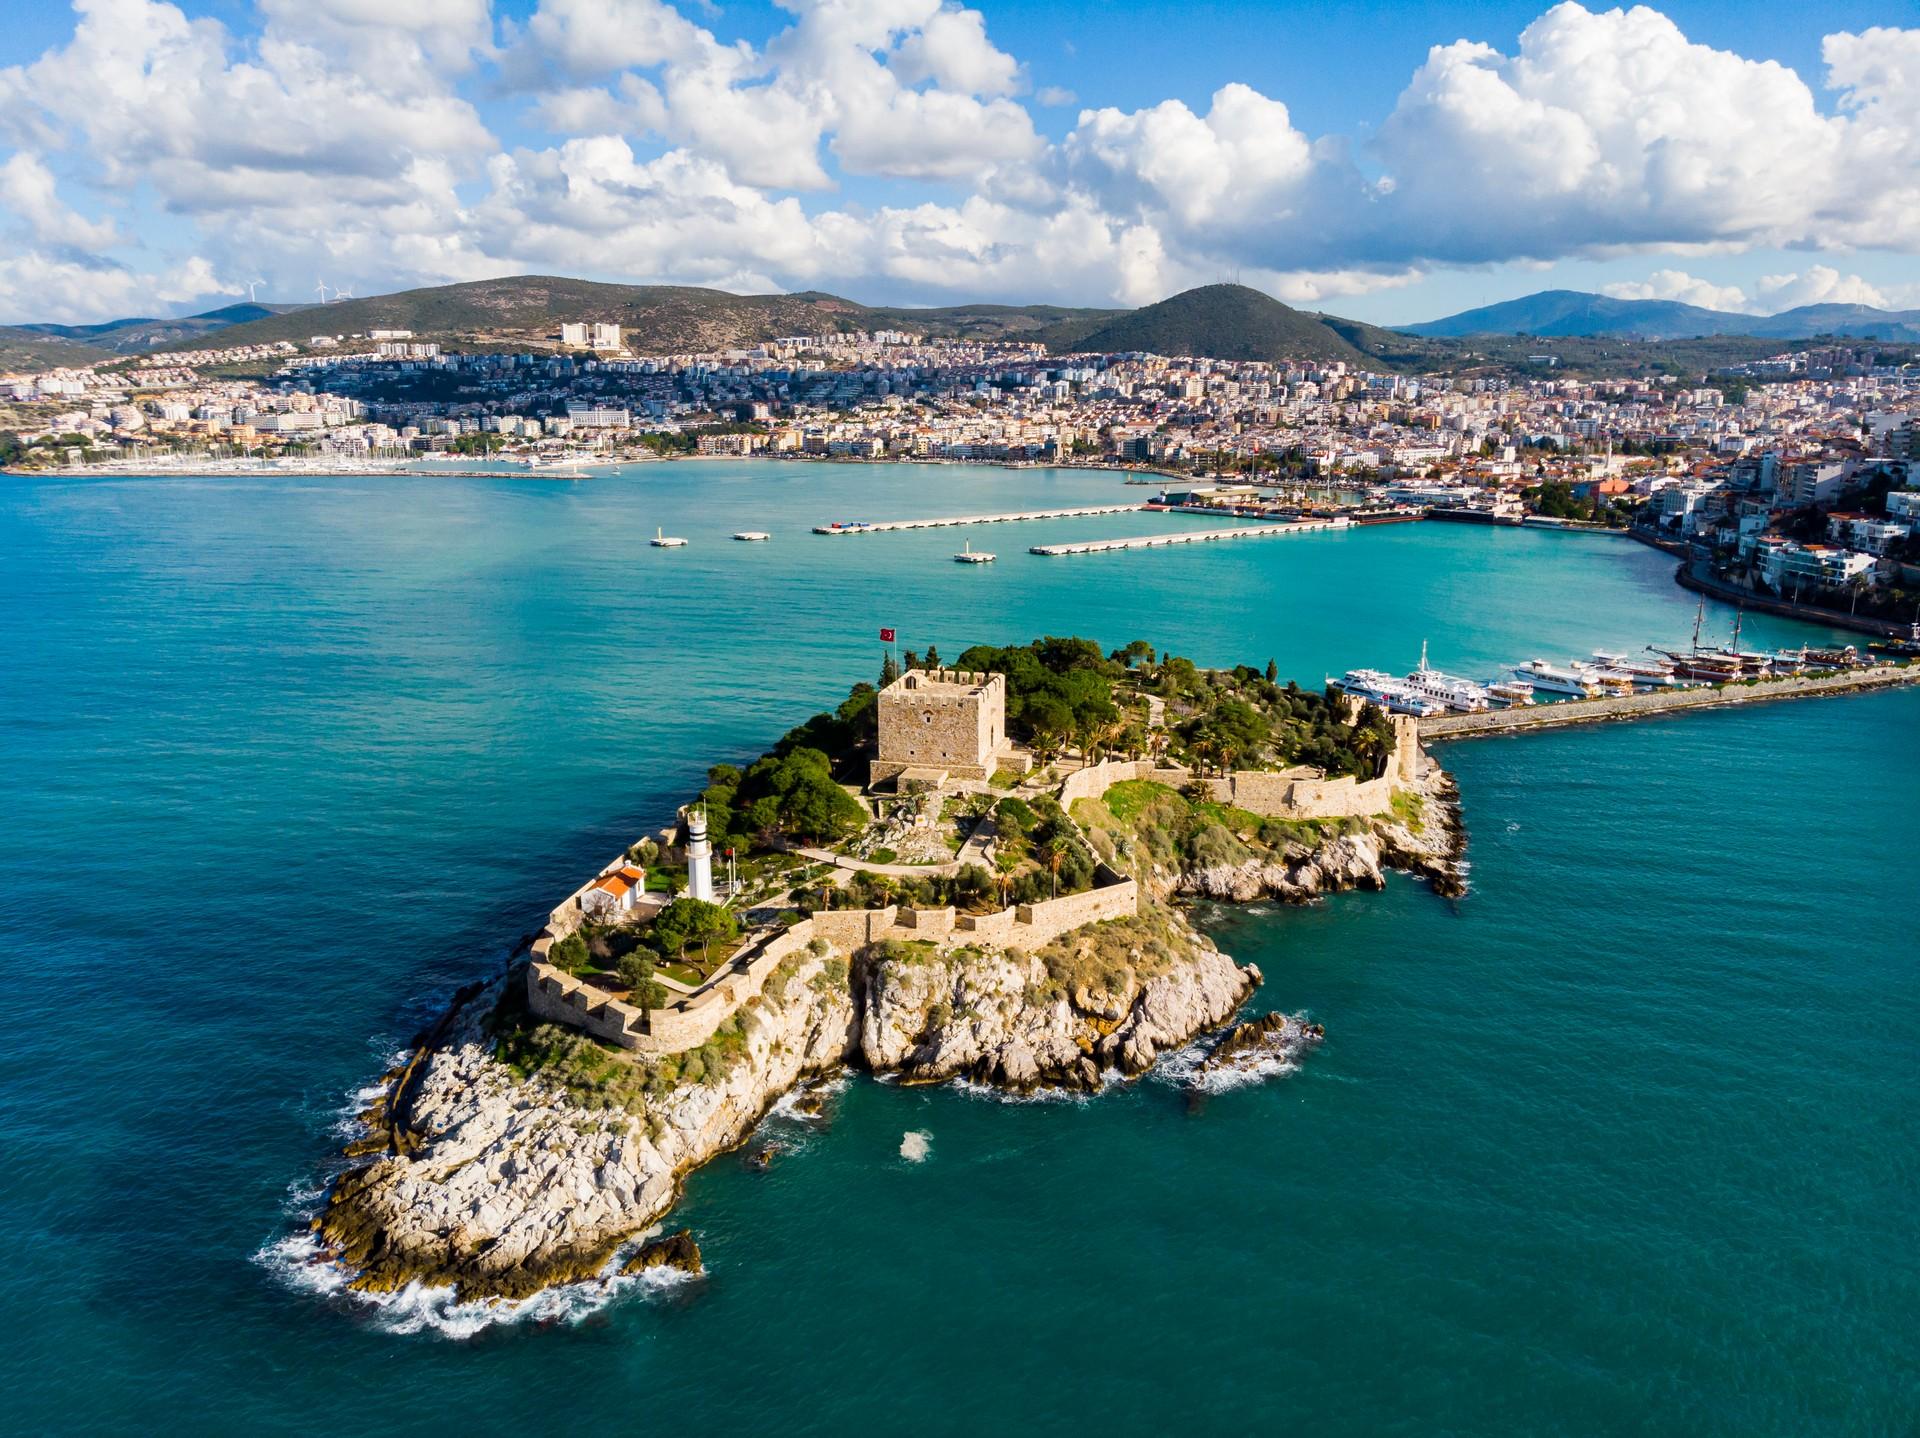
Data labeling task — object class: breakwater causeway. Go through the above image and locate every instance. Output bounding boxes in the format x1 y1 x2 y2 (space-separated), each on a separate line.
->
1030 517 1347 556
1419 663 1920 739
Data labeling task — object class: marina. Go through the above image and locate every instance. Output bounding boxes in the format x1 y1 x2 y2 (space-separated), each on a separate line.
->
812 504 1142 534
1419 663 1920 738
1029 517 1349 556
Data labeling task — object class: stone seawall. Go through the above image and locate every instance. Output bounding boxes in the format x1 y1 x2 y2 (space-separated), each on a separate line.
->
1419 665 1919 740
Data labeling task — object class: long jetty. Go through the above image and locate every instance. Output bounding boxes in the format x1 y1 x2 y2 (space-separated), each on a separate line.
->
1419 664 1919 740
812 504 1141 534
1029 517 1349 556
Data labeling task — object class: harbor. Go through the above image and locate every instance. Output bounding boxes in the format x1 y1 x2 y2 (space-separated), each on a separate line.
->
1417 664 1920 739
1029 517 1349 556
811 504 1142 534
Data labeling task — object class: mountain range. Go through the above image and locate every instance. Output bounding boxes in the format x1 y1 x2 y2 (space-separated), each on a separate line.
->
1401 288 1920 342
5 279 1916 381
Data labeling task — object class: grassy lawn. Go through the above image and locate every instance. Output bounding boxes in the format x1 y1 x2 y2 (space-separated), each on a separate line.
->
657 960 706 987
1100 778 1180 824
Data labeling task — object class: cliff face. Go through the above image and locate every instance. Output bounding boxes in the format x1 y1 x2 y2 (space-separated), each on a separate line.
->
857 920 1257 1089
1178 765 1465 904
321 919 1255 1302
324 949 857 1300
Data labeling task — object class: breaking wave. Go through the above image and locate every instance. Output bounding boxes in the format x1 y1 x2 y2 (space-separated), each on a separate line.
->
254 1227 697 1340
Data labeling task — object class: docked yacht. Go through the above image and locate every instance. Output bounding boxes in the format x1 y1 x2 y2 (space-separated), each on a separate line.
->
1512 659 1602 697
1404 642 1491 712
1487 679 1536 706
1591 651 1686 687
1335 668 1447 717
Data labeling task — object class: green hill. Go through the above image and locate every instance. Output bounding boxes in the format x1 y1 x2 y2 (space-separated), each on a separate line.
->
23 302 312 354
172 277 1112 355
0 328 113 373
1037 284 1375 365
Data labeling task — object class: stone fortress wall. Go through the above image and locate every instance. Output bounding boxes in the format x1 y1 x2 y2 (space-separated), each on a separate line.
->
1057 714 1423 821
526 686 1423 1057
526 862 1139 1056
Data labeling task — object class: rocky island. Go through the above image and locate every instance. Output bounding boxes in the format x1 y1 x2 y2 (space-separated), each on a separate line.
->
311 639 1465 1307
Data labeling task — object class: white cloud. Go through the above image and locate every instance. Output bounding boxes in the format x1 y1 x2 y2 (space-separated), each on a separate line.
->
5 1 1920 323
1035 85 1075 106
1752 266 1889 312
1601 269 1752 312
0 152 119 249
890 5 1022 97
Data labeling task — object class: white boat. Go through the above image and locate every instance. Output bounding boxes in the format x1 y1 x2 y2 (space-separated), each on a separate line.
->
1487 679 1535 706
1335 668 1446 717
1592 651 1686 687
1404 641 1491 712
732 530 771 542
953 541 996 564
1571 661 1638 695
1513 659 1601 697
650 526 687 548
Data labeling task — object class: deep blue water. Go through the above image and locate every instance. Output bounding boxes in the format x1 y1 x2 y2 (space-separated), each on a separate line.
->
1 462 1912 1435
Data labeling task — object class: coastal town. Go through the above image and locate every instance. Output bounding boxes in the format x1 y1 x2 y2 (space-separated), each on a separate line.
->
6 319 1919 632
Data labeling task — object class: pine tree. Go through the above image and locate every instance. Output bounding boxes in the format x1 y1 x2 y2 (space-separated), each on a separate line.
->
902 649 920 672
880 651 900 687
1265 658 1278 683
924 643 940 669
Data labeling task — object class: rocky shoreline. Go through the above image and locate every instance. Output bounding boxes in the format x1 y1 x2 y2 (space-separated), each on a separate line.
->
1177 760 1467 904
307 761 1466 1308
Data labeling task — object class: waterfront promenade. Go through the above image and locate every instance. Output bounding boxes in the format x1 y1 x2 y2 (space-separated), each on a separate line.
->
1420 664 1919 740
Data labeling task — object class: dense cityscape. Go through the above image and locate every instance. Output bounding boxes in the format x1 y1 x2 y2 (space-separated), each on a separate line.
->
6 318 1918 627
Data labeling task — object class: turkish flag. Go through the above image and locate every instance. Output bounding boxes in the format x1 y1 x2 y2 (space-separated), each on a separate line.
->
879 627 896 642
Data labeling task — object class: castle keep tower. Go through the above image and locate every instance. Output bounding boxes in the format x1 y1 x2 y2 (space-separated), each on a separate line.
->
870 668 1019 787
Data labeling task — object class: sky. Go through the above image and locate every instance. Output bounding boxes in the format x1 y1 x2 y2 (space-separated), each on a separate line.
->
0 0 1917 326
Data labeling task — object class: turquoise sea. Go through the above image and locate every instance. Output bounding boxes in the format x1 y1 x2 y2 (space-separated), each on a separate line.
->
1 462 1913 1435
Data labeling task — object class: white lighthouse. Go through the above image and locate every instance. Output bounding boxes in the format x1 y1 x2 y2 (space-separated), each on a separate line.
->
686 807 715 903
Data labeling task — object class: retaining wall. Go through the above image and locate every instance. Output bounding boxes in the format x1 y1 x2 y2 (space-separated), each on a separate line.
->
526 868 1139 1055
1419 665 1919 740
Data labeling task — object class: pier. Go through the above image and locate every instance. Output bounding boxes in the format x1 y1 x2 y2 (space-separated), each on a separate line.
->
812 504 1141 534
1029 517 1349 556
1418 665 1920 740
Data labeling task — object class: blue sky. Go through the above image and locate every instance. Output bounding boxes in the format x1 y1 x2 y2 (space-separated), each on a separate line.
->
0 0 1916 325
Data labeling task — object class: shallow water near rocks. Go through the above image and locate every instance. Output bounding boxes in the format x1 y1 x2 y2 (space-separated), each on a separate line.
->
1 462 1914 1433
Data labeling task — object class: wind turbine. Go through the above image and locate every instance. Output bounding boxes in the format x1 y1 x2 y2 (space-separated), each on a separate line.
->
245 279 266 302
334 286 354 301
315 279 331 304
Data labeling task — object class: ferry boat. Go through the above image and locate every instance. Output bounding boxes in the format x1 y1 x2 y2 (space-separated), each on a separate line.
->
1334 668 1447 717
650 527 687 548
1512 659 1602 697
1487 679 1535 706
732 530 771 542
1404 642 1491 712
953 541 996 564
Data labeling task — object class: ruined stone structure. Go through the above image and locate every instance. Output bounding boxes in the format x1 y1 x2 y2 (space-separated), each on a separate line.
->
869 668 1025 787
